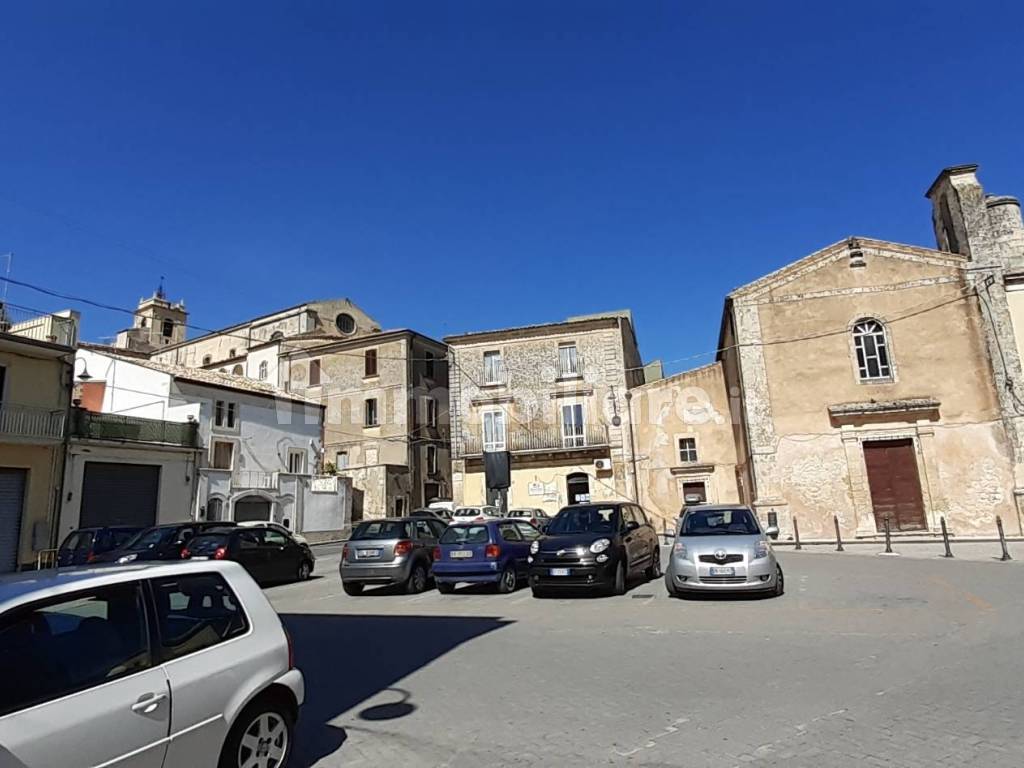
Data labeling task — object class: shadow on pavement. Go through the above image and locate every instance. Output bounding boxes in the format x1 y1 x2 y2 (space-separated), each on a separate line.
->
280 612 512 766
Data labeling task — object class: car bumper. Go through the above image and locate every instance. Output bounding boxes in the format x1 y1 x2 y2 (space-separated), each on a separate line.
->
528 558 618 589
340 559 412 585
666 557 777 592
433 561 502 583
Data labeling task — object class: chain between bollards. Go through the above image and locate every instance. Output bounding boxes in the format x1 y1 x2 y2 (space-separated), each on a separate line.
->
883 516 893 554
793 517 802 550
997 515 1012 561
940 516 953 558
833 515 844 552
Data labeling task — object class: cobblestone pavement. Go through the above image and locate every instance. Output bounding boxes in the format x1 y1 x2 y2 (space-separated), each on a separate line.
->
266 545 1024 767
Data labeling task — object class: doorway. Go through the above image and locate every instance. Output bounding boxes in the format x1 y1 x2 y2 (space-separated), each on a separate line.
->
566 472 591 505
863 439 927 532
681 481 707 505
233 497 273 523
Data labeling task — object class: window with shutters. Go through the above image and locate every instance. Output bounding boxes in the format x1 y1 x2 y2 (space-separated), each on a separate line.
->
364 349 378 377
558 343 581 378
364 398 379 427
426 397 438 428
309 359 322 387
852 319 893 382
214 400 238 430
426 444 438 475
483 351 505 385
336 450 349 469
211 441 234 470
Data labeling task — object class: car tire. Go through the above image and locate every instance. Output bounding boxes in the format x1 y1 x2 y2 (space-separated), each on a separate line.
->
437 581 455 594
405 562 429 594
219 694 294 768
610 560 627 596
645 547 662 580
497 564 517 594
773 565 785 597
342 581 364 596
297 560 312 582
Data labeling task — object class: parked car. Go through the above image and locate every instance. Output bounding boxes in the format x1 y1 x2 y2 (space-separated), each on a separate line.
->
183 526 316 585
449 505 501 524
503 507 552 532
340 517 447 595
238 519 309 545
56 526 142 566
0 560 303 768
432 519 542 594
96 521 233 564
528 502 661 597
411 507 452 522
665 504 783 597
427 499 455 515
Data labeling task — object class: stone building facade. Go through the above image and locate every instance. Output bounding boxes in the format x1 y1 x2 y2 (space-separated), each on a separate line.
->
447 312 644 514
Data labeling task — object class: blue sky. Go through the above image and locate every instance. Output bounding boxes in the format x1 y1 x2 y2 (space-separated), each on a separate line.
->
2 1 1022 372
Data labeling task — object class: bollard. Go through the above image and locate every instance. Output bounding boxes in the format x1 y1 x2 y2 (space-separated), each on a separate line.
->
883 516 893 554
997 515 1012 561
793 517 802 550
833 515 844 552
940 516 953 558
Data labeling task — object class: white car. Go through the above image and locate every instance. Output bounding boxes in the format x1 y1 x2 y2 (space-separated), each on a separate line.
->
449 505 501 525
238 519 309 546
0 560 304 768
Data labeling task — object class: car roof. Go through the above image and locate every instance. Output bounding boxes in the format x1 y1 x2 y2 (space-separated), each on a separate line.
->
682 504 753 512
0 560 243 614
354 517 413 524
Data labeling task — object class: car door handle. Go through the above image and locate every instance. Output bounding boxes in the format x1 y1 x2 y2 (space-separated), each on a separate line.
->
131 693 168 715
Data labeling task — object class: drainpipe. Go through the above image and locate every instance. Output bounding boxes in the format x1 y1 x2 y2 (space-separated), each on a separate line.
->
624 390 640 503
51 353 76 554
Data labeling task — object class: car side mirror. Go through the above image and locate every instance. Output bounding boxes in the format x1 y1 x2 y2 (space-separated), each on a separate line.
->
626 520 640 532
765 525 780 540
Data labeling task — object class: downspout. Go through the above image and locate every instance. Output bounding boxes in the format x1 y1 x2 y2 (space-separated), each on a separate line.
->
51 352 76 555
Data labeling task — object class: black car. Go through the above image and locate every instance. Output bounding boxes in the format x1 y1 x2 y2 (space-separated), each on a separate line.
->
183 525 315 585
56 526 143 566
528 502 662 597
96 521 232 563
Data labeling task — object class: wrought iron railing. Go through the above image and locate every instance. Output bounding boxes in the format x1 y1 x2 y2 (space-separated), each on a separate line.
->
0 306 77 347
71 408 199 447
233 471 278 489
461 424 609 456
0 403 66 440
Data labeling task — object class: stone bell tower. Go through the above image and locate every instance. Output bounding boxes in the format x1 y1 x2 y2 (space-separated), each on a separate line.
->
114 279 188 353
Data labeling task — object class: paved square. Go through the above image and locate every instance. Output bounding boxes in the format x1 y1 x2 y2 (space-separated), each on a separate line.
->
267 546 1024 767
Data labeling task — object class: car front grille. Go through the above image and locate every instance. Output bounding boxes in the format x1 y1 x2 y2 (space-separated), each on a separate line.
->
698 554 744 565
699 575 747 584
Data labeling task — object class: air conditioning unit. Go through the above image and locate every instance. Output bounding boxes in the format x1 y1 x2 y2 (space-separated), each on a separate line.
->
594 458 612 471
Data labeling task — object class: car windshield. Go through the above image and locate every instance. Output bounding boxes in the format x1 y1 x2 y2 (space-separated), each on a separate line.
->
681 508 760 536
454 508 489 517
188 534 229 554
352 521 409 540
547 506 619 535
60 530 94 552
124 527 177 551
440 525 491 544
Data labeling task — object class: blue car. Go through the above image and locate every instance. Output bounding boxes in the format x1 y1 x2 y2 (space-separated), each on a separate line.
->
433 519 542 593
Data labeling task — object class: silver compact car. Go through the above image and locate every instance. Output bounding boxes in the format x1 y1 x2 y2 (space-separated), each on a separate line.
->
665 504 784 597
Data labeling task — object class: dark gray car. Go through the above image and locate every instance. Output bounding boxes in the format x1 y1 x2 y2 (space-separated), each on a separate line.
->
340 517 447 595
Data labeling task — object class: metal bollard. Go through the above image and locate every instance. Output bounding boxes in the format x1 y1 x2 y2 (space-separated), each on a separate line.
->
997 515 1012 561
793 517 802 550
883 516 893 554
940 516 953 558
834 515 844 552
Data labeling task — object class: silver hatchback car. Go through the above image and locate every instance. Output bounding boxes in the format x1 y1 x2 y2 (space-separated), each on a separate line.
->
665 504 784 597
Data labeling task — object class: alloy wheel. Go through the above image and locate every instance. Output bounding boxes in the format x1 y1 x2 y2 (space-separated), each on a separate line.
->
237 712 288 768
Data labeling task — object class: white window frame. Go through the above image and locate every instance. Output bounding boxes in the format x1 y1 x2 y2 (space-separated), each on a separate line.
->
210 439 236 470
426 444 438 475
214 400 238 430
335 450 349 469
560 402 585 447
483 350 505 385
852 319 893 382
427 397 438 428
287 448 307 474
678 436 698 463
258 361 269 381
558 342 581 378
482 410 507 452
364 398 379 427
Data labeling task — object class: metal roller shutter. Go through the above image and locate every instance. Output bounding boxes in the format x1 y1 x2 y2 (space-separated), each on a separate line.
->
0 468 27 573
80 462 161 529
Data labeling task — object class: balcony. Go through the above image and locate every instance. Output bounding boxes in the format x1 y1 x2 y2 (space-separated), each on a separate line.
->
0 403 66 441
233 470 279 489
461 424 609 457
71 409 199 448
0 306 77 348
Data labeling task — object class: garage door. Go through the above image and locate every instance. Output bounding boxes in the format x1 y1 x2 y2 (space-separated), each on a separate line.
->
0 468 27 573
233 497 272 523
80 463 160 529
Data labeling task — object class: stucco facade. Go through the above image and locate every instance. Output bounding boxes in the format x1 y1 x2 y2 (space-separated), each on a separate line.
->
447 312 644 515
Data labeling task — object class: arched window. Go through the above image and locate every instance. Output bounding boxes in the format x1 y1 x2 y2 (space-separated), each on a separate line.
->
258 361 269 381
852 319 892 381
232 364 244 376
202 355 212 366
270 331 284 341
206 498 223 522
161 319 174 338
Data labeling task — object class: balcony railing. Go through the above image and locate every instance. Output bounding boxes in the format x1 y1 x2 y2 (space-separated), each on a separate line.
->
233 470 278 489
0 306 77 347
71 409 199 448
0 403 66 441
461 424 609 456
557 354 584 379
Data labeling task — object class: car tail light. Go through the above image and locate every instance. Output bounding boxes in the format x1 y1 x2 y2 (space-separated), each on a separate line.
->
530 518 538 527
394 540 413 557
180 548 191 559
475 517 484 523
433 546 441 560
213 546 228 560
285 627 295 670
342 543 350 561
485 544 501 559
86 551 96 563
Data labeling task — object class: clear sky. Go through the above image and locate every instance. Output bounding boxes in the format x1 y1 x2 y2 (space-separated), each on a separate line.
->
2 2 1022 373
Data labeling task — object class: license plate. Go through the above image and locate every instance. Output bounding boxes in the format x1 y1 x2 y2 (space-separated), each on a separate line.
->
450 550 473 559
356 549 381 559
549 568 570 577
709 566 735 576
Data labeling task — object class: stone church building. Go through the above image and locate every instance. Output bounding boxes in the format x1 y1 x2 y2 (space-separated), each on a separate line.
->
636 164 1024 539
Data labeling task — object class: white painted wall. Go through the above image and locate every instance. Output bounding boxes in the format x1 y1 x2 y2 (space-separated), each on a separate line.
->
78 349 176 420
244 342 283 387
